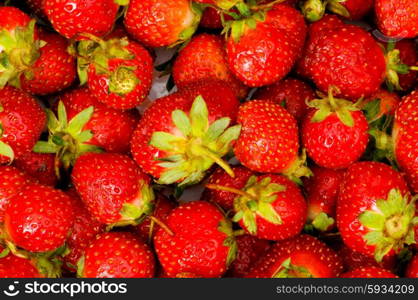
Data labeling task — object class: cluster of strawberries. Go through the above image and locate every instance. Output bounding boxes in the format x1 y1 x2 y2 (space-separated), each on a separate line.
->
0 0 417 278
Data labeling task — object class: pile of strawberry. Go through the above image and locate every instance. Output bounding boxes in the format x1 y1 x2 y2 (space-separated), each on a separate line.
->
0 0 416 279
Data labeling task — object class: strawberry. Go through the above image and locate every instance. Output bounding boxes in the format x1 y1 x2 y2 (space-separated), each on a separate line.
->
0 86 46 164
44 0 120 39
340 266 398 278
245 234 344 278
301 88 369 169
208 174 307 241
203 165 254 211
4 183 75 253
336 161 416 262
14 152 58 187
78 232 155 278
253 77 315 122
154 201 237 278
303 166 344 232
393 90 418 193
0 249 42 278
124 0 202 48
394 40 418 92
375 0 418 38
130 81 240 187
233 100 310 181
301 0 373 21
405 254 418 278
173 33 248 99
20 31 76 95
72 153 154 226
0 166 32 223
227 234 271 278
200 7 230 29
135 193 176 242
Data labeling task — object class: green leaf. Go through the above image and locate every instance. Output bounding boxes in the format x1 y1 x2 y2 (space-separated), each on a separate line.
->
150 131 184 151
204 117 230 143
158 168 188 185
77 130 94 143
218 125 241 148
242 210 257 235
231 20 245 43
0 140 14 161
172 109 191 138
311 106 331 123
359 211 385 230
120 203 144 220
57 101 68 129
336 108 354 127
67 106 94 136
232 210 244 222
363 230 384 246
45 109 60 132
312 212 334 232
258 202 282 225
76 256 85 278
33 141 57 153
363 99 381 122
189 96 209 137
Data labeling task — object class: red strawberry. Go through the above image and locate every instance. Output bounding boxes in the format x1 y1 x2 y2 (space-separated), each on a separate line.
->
0 166 32 223
173 33 248 99
124 0 202 48
79 232 155 278
4 183 75 252
246 234 344 278
302 0 373 21
301 89 369 169
303 166 344 232
375 0 418 38
200 7 231 29
227 234 271 277
135 193 176 242
0 249 42 278
44 0 119 39
130 81 240 187
0 86 46 164
340 266 398 278
253 77 315 122
154 201 237 278
14 152 58 187
405 254 418 278
336 161 416 262
20 31 76 95
393 90 418 193
203 165 254 211
72 153 154 225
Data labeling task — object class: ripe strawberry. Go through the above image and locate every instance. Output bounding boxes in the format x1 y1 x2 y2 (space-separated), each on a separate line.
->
130 81 240 187
200 7 230 29
79 232 155 278
0 249 42 278
20 31 76 95
336 161 416 262
4 183 75 252
44 0 119 39
303 166 344 232
340 266 398 278
405 254 418 278
72 153 154 225
227 234 271 278
301 0 373 21
124 0 202 48
173 33 248 99
301 89 369 169
0 166 32 222
14 152 58 187
0 86 46 164
375 0 418 38
154 201 237 278
135 194 176 242
393 90 418 193
253 77 315 122
203 166 254 211
246 234 344 278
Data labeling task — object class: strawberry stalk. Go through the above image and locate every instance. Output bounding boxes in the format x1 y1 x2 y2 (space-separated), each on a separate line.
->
384 42 416 91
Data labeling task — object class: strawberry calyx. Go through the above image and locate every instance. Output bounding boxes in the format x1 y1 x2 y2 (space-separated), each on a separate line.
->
281 149 312 185
0 123 15 162
384 42 412 91
33 101 103 172
306 212 335 232
359 189 418 262
273 258 314 278
301 0 350 22
150 95 241 187
217 218 239 267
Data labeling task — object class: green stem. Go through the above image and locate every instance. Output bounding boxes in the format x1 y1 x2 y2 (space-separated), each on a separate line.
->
206 184 257 201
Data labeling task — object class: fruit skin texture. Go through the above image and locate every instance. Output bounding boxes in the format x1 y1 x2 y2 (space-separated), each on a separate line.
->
154 201 233 278
202 166 254 211
375 0 418 38
336 161 413 260
4 183 75 252
301 109 369 169
0 6 32 31
253 78 315 122
59 87 138 153
173 33 248 99
72 153 152 225
393 90 418 193
14 152 58 187
246 234 344 278
405 255 418 278
80 232 155 278
124 0 199 48
44 0 119 39
340 267 398 278
0 250 41 278
338 0 374 20
234 100 299 174
87 40 154 110
0 87 46 164
21 31 76 95
0 166 32 223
